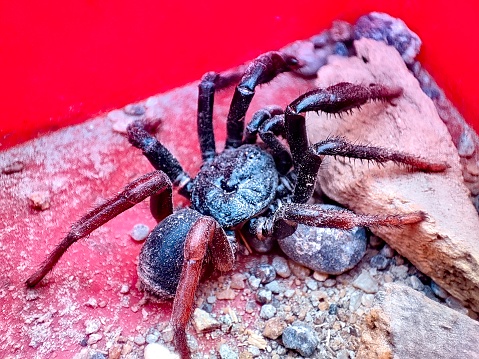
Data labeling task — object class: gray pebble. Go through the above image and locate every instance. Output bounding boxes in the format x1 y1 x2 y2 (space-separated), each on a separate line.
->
349 291 363 312
305 278 318 291
380 244 395 258
134 335 146 345
408 275 425 291
265 280 282 294
245 300 257 314
430 280 449 299
145 333 159 344
260 304 277 319
219 343 238 359
130 223 150 242
352 271 379 293
248 276 261 290
85 319 101 335
272 256 291 278
370 254 390 270
256 289 272 304
282 322 319 357
278 210 368 275
252 263 276 284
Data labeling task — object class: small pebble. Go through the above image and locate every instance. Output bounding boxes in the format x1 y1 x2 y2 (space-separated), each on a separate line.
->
288 261 312 279
230 273 246 289
430 280 449 299
264 280 282 294
408 275 425 291
216 288 236 300
29 191 51 211
145 333 159 344
144 343 179 359
272 256 291 278
263 317 287 339
260 304 277 320
130 223 150 242
352 271 379 293
305 278 318 291
2 160 24 174
328 303 338 315
282 322 319 357
252 263 276 284
313 271 329 282
119 284 130 294
256 289 272 304
192 308 220 332
370 254 390 270
349 291 363 312
361 294 375 308
124 103 146 116
134 335 146 345
85 319 101 335
87 333 102 345
219 343 239 359
248 276 261 290
323 278 337 288
380 244 395 258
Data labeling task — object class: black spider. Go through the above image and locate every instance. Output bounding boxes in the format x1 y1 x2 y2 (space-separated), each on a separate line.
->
26 51 447 358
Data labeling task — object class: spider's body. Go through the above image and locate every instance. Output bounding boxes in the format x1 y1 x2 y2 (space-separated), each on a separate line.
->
191 144 278 228
26 51 448 359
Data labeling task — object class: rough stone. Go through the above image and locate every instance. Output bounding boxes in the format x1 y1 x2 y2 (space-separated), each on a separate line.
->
308 38 479 312
278 211 368 275
192 308 220 333
282 322 319 357
357 283 479 359
263 317 287 340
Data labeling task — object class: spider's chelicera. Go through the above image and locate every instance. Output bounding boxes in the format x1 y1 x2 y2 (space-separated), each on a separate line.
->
26 51 448 358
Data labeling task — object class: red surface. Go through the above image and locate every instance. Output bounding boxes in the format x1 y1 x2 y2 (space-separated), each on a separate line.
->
1 1 479 150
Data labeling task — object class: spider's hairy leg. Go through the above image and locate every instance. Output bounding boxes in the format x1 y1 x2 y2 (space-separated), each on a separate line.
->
197 71 243 162
26 171 173 288
293 136 449 203
243 107 293 175
225 51 299 149
127 120 192 197
269 203 426 239
171 216 234 359
284 82 403 168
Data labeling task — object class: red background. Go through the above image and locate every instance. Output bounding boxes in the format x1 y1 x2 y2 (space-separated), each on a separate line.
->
1 0 478 149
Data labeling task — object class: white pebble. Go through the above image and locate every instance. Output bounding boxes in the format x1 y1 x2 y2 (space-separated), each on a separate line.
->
130 223 150 242
144 343 180 359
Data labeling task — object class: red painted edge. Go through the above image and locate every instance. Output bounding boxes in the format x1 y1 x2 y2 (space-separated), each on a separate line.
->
1 1 478 149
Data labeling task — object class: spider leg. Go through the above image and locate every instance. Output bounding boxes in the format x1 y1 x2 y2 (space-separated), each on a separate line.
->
285 82 403 168
26 171 173 287
243 107 292 175
293 136 450 203
171 216 234 359
245 203 427 244
127 120 192 197
243 106 283 144
197 71 243 162
225 51 299 149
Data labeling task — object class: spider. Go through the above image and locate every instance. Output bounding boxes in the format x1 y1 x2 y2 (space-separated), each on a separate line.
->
26 51 447 358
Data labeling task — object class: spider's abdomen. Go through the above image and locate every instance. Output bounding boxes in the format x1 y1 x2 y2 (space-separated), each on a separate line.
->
191 145 278 227
137 208 202 299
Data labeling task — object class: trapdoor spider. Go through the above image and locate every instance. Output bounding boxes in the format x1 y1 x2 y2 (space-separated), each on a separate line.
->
26 51 447 358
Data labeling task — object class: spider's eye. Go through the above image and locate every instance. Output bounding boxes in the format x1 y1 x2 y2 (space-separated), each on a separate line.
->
220 179 238 193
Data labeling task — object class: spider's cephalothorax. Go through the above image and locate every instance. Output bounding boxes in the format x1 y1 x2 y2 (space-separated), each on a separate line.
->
26 51 448 359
